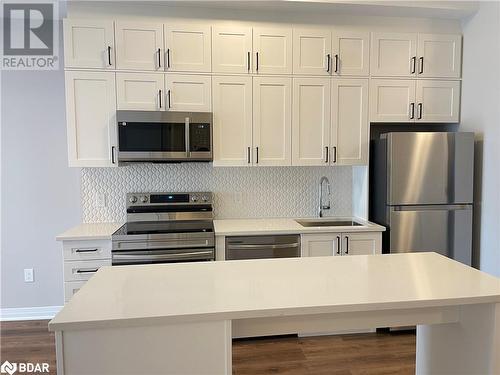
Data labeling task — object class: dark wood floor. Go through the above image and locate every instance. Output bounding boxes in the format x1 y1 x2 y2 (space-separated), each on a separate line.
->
1 320 415 374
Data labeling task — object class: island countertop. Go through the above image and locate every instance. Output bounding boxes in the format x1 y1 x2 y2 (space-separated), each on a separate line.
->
49 252 500 331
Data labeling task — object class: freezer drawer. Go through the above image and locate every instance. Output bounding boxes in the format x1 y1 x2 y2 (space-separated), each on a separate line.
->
387 132 474 205
389 205 472 265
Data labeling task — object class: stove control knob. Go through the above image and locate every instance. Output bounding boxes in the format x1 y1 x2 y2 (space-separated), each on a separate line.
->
140 196 148 203
201 195 209 202
191 195 198 202
129 196 138 204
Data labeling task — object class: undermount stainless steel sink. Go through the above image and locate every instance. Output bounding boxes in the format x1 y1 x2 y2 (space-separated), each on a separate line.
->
295 219 363 227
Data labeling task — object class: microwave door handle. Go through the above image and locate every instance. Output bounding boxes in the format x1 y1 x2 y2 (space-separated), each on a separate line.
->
185 117 190 157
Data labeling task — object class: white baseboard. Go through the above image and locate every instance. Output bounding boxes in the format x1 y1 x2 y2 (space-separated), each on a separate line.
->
0 305 63 321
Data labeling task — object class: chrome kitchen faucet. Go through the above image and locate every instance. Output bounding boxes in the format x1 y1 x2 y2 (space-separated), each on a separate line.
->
319 176 331 218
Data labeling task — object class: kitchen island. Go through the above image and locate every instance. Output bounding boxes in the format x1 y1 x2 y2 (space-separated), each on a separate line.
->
49 253 500 375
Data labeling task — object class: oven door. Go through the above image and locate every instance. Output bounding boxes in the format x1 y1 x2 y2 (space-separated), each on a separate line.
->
112 248 215 265
117 120 188 162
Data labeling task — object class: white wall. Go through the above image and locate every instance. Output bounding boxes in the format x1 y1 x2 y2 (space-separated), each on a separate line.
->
461 2 500 277
0 18 82 309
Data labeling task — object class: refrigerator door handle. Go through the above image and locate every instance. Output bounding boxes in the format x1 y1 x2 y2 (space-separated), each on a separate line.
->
392 204 472 211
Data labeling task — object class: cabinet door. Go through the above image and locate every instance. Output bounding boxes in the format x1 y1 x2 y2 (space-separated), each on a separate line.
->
301 234 341 257
116 73 165 111
369 79 416 123
165 74 211 112
64 19 115 69
416 80 461 123
253 27 292 74
115 21 163 70
165 24 211 72
331 79 369 165
343 232 381 256
371 32 417 77
212 76 253 166
65 71 117 167
253 77 292 166
331 30 370 76
417 34 462 78
212 26 252 73
292 78 331 166
293 28 332 75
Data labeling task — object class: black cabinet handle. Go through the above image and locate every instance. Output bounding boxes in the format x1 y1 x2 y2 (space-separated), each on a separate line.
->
336 236 341 255
166 48 170 68
76 269 98 274
411 56 416 74
157 48 161 68
326 54 331 73
325 146 329 163
247 147 251 164
256 147 259 164
333 146 337 163
167 89 171 109
158 89 162 108
410 102 415 119
107 46 112 66
419 56 424 74
256 52 259 72
345 236 349 255
75 248 99 253
418 103 423 120
111 146 116 164
334 54 339 73
247 51 251 71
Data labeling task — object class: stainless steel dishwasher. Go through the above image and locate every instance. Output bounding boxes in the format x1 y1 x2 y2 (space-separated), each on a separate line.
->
225 235 301 260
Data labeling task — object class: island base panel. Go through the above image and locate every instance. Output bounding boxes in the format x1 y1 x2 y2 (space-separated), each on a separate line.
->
57 320 231 375
416 303 500 374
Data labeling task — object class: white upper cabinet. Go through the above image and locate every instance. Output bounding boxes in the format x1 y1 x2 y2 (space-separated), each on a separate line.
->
65 71 117 167
293 28 332 75
416 80 461 123
164 24 211 72
370 32 417 77
370 79 416 122
253 77 292 166
212 76 253 166
64 19 115 69
253 27 292 74
331 30 370 76
331 79 368 165
417 34 462 78
165 74 212 112
115 21 163 71
212 26 252 73
116 73 165 111
292 78 331 166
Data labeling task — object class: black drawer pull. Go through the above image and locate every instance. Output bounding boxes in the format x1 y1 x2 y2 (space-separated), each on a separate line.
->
75 248 99 253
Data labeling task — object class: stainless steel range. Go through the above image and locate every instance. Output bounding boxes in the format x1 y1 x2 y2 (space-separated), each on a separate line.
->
112 192 215 265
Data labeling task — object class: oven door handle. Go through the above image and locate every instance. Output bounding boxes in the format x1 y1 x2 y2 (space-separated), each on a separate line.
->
114 239 212 250
113 250 214 262
227 243 299 250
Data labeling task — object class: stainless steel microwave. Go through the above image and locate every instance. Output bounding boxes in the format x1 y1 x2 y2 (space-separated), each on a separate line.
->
116 110 212 163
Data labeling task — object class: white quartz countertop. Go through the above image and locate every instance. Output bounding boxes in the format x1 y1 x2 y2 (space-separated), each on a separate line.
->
49 253 500 331
56 222 124 241
213 217 385 236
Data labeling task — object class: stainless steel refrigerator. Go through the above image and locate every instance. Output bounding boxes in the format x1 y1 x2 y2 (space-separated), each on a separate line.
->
370 132 474 265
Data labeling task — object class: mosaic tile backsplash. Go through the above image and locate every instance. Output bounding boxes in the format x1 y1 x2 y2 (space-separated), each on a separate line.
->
81 164 353 223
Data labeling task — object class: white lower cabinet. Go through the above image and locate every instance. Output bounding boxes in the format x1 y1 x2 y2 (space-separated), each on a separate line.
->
116 72 165 111
302 232 381 257
62 239 112 303
212 75 253 166
65 71 117 167
165 74 211 112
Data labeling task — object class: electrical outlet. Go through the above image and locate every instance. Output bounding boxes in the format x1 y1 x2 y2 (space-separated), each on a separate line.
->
234 192 243 204
95 193 107 207
24 268 34 283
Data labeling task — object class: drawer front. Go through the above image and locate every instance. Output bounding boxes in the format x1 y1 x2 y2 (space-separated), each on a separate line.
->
64 281 87 302
63 240 112 261
64 259 111 282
